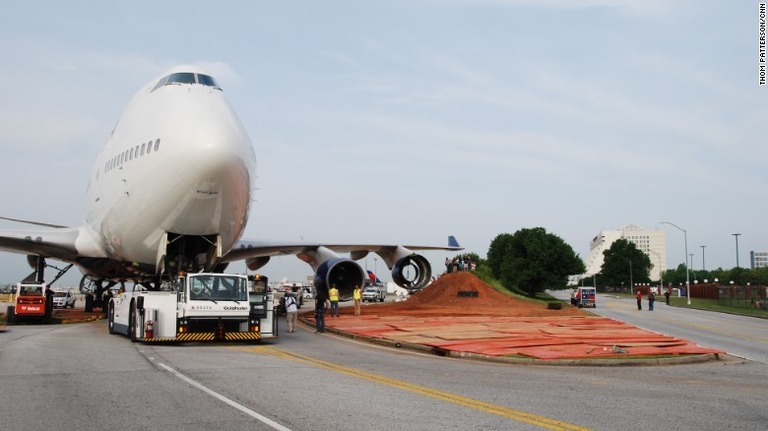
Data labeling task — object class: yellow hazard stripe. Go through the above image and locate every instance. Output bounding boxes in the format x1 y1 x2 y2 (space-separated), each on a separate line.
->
143 331 260 342
225 332 261 341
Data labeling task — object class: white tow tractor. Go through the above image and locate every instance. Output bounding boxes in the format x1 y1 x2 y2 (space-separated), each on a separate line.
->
107 273 276 342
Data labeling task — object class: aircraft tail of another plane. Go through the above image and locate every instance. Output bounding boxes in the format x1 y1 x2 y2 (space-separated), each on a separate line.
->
448 235 460 248
366 270 381 283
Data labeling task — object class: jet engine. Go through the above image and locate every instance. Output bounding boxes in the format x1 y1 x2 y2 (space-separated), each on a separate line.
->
297 246 366 300
315 258 366 300
375 246 433 293
391 254 431 292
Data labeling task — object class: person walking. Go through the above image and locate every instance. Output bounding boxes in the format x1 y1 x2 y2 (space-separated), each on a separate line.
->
284 291 298 333
648 291 655 311
314 290 327 334
329 284 340 317
664 289 670 305
353 284 362 316
636 290 642 310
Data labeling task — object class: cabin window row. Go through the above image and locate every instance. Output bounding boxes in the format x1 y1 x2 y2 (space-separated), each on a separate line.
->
104 139 161 173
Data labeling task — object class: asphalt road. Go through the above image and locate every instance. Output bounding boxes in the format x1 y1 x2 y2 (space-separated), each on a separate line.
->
0 305 766 430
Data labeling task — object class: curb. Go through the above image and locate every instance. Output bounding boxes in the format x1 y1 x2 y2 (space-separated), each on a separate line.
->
58 315 104 324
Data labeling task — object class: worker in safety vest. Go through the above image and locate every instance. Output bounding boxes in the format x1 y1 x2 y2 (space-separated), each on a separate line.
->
329 284 340 317
352 285 362 316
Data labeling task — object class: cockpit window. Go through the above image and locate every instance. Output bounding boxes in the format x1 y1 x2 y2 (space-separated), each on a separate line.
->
151 72 223 92
168 72 197 85
197 74 220 89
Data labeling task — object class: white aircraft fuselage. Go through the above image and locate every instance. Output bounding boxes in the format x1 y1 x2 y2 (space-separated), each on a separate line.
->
0 64 459 296
82 65 255 270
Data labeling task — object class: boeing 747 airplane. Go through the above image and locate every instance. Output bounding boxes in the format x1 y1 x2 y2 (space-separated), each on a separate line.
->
0 65 461 305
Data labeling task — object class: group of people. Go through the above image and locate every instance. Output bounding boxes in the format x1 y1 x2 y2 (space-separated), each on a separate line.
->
445 255 476 273
286 283 364 335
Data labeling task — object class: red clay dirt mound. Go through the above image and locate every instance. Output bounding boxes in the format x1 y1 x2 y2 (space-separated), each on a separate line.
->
357 271 585 318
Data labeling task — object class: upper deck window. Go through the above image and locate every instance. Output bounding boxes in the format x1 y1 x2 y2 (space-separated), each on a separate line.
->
151 72 222 92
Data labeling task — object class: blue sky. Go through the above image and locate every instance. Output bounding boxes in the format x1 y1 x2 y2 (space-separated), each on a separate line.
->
0 1 765 287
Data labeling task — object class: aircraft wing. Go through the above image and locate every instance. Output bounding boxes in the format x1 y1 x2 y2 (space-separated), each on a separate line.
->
0 224 82 263
222 236 462 297
223 236 463 264
0 216 106 272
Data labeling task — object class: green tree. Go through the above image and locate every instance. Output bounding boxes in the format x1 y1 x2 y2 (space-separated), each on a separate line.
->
599 239 652 289
486 233 513 278
487 228 585 297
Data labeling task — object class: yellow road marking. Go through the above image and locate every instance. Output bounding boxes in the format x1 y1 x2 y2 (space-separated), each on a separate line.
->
238 346 590 431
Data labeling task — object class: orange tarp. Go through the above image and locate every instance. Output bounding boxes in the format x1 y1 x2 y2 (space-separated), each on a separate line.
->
309 314 724 359
305 272 724 360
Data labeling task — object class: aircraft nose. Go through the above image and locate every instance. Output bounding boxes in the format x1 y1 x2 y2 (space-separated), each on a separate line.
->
173 112 254 169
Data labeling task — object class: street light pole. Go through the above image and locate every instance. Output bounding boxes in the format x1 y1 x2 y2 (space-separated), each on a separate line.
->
661 221 691 305
700 245 706 271
732 233 741 268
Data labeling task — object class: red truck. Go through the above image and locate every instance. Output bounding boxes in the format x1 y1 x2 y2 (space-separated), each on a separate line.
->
6 283 53 323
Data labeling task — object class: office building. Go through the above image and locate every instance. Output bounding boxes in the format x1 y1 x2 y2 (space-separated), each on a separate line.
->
751 251 768 269
581 224 667 282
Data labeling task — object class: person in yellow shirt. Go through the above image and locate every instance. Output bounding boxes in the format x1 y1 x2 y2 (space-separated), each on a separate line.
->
352 284 362 316
329 284 340 317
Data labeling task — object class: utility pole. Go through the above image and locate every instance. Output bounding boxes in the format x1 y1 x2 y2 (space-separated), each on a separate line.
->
700 245 706 271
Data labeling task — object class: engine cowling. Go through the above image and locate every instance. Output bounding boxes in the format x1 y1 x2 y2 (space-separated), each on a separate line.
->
392 254 432 292
245 256 270 271
314 258 366 301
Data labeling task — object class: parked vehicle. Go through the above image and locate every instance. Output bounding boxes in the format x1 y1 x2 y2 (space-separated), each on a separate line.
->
362 284 386 302
52 290 76 308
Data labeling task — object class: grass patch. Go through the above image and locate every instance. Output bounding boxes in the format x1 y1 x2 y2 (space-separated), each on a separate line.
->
471 267 563 305
668 296 768 318
609 291 768 318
